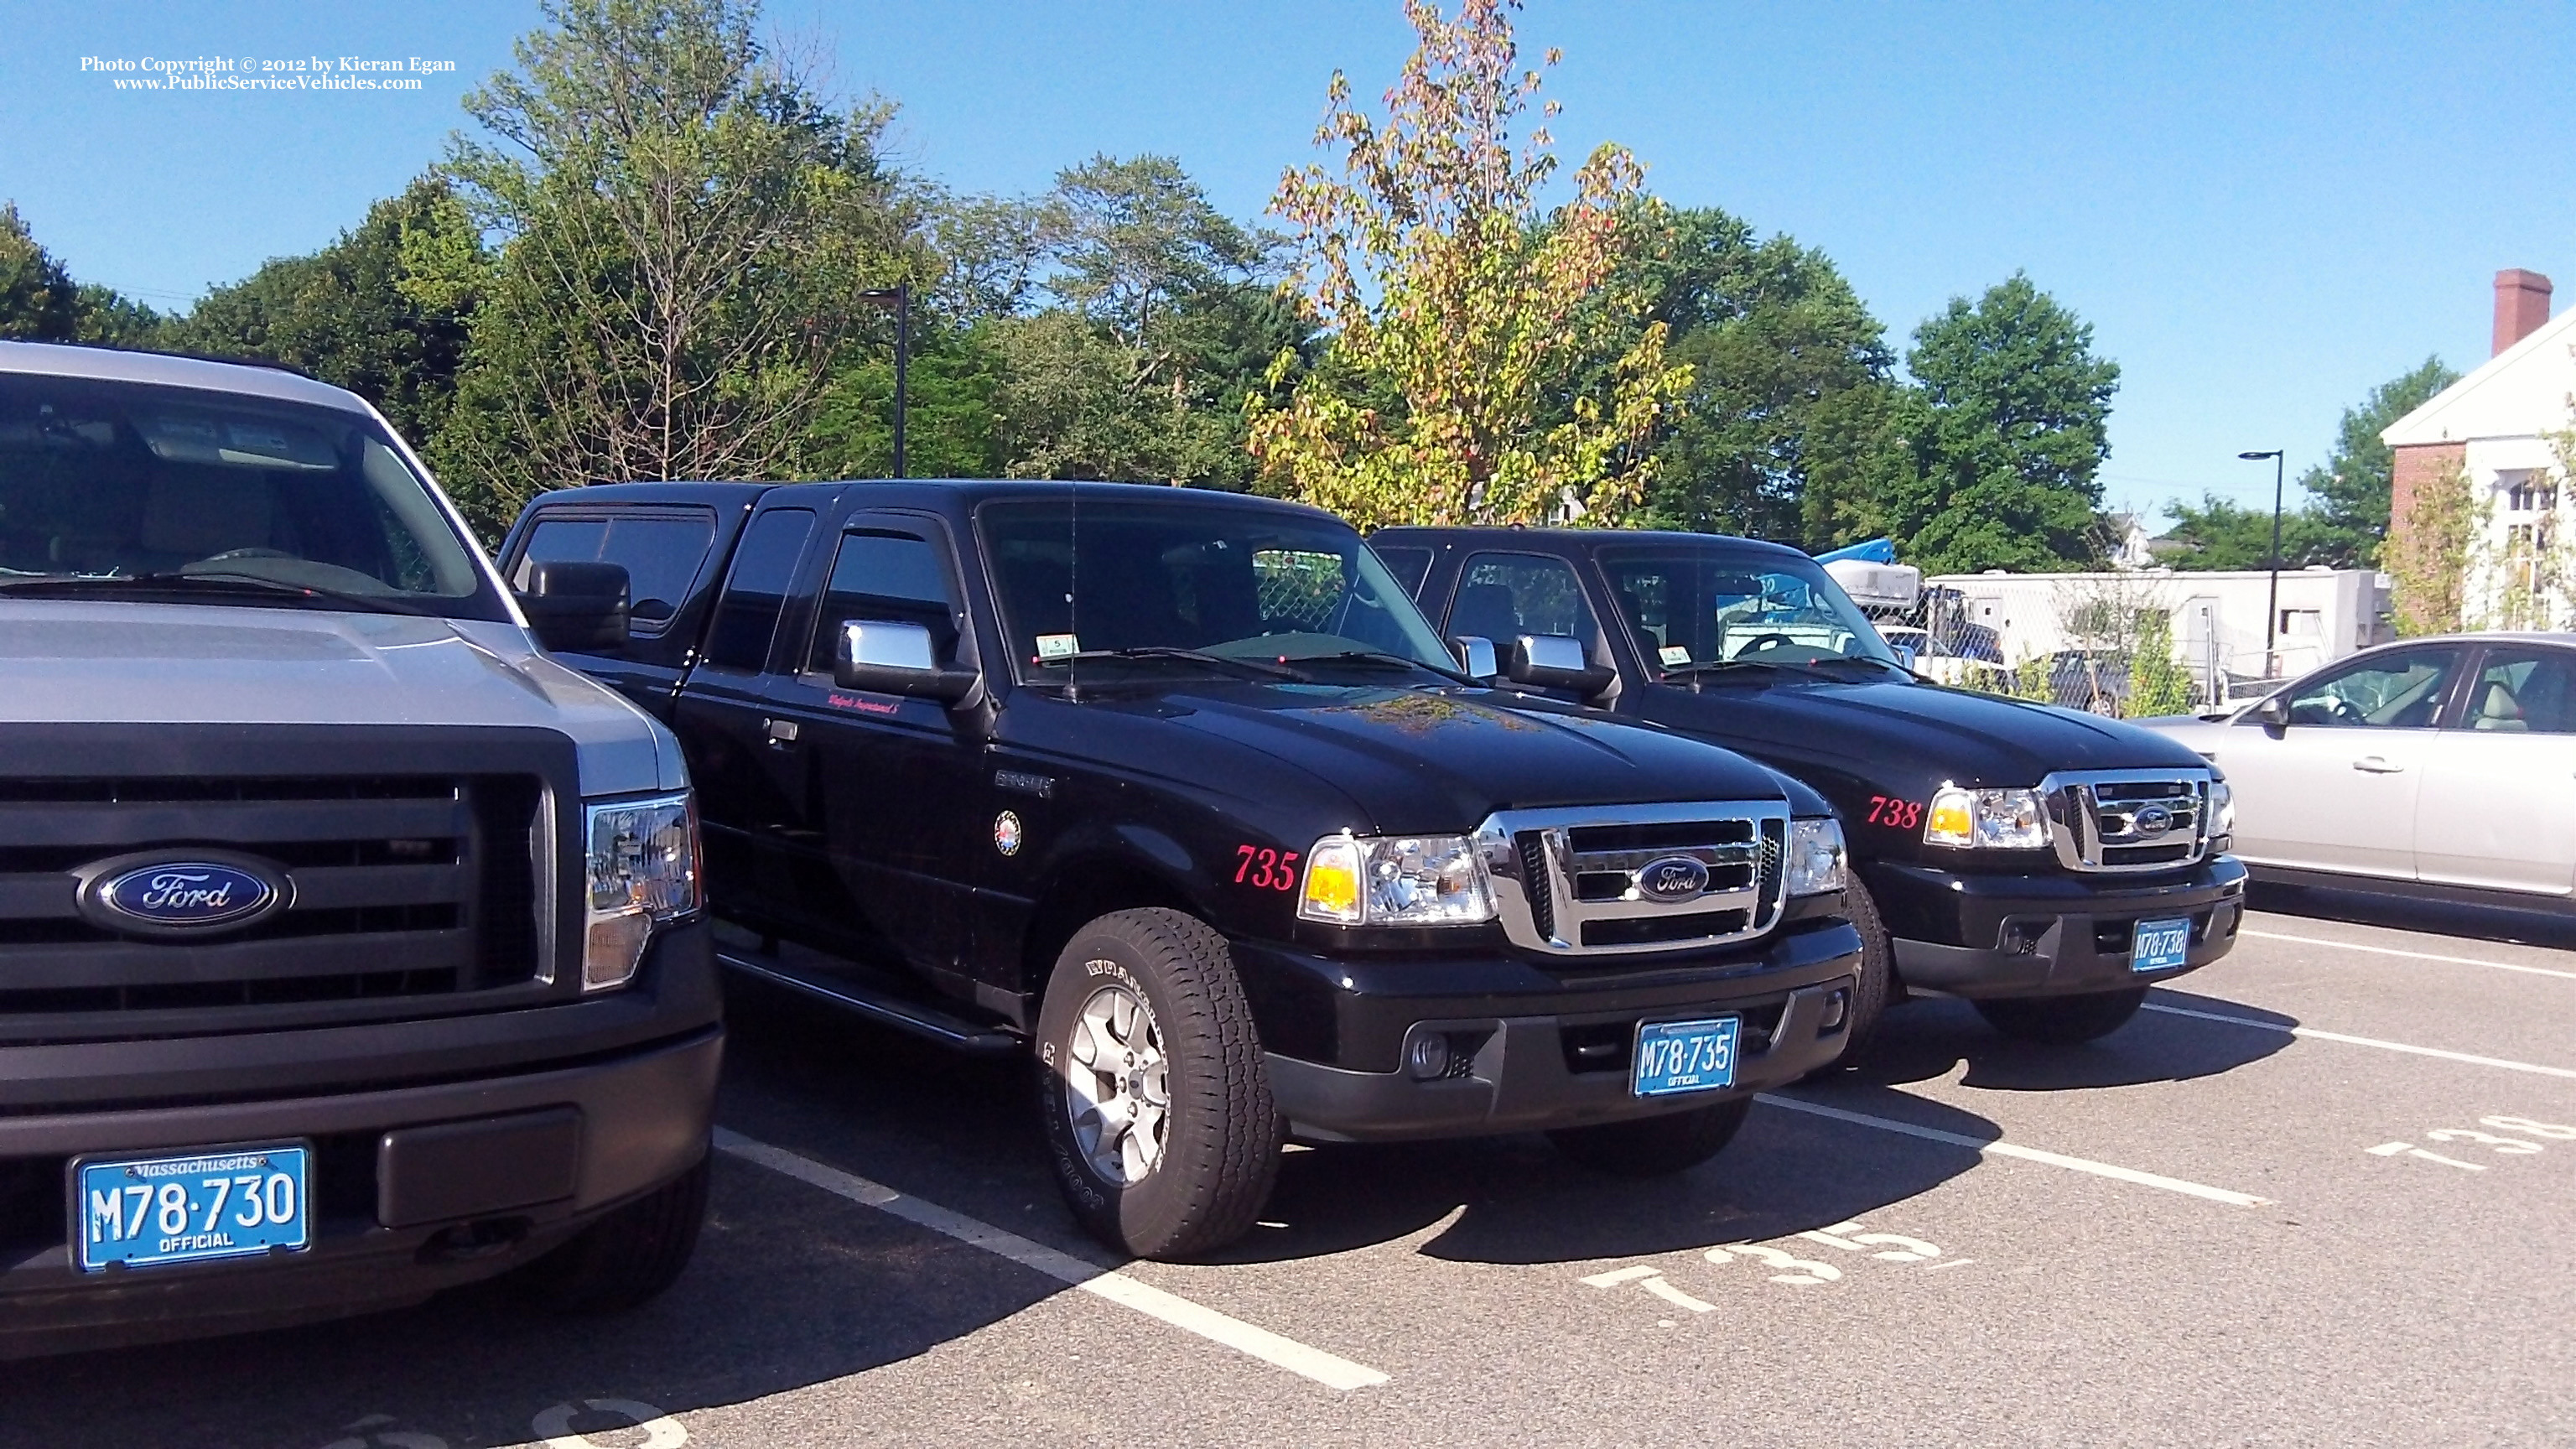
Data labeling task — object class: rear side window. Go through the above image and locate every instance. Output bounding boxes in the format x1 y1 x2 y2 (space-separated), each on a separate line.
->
1370 544 1433 598
1449 552 1600 646
703 507 815 671
514 510 715 629
807 528 960 673
2461 649 2576 734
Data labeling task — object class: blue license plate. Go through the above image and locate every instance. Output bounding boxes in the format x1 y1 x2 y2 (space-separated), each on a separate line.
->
73 1143 311 1272
2131 917 2193 973
1632 1017 1741 1098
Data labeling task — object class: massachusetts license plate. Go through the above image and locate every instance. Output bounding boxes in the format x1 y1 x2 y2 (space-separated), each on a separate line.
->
2131 917 2193 973
73 1143 311 1272
1632 1017 1741 1098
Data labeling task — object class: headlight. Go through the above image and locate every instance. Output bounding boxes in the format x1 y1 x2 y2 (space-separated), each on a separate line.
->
1299 834 1496 927
1788 818 1846 896
2210 777 2235 839
1924 786 2050 849
583 791 701 990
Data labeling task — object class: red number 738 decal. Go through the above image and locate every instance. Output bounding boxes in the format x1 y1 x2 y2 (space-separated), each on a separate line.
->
1866 795 1924 828
1234 844 1302 891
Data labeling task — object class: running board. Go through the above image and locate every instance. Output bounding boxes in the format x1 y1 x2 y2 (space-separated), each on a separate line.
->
718 950 1022 1054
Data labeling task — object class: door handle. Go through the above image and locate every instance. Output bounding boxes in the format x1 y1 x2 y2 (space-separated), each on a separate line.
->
764 717 800 746
2351 756 2404 774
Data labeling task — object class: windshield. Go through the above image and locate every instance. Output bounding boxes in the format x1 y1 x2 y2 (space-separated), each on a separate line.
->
979 496 1457 679
1599 548 1898 673
0 371 496 617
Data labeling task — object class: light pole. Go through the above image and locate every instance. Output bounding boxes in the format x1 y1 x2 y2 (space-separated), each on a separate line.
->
2240 449 2286 678
859 283 910 479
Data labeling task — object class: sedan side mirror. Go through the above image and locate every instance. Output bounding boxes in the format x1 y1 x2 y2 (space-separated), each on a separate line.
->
1450 635 1498 680
2250 694 2291 729
1504 633 1616 695
517 559 630 654
834 620 978 704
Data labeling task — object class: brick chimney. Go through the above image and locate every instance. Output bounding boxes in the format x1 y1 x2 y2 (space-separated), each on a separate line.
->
2494 268 2553 355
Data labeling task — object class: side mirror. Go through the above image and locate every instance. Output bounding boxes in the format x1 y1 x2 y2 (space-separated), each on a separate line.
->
834 620 978 704
2250 694 2292 729
1888 641 1919 671
517 559 630 653
1504 633 1616 694
1450 635 1498 680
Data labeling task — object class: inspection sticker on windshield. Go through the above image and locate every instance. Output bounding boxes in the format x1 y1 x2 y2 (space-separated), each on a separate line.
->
1659 645 1693 667
73 1142 310 1271
2131 917 2192 973
1034 632 1079 660
1633 1017 1740 1097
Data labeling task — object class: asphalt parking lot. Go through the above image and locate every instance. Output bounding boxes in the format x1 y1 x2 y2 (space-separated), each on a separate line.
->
11 884 2576 1448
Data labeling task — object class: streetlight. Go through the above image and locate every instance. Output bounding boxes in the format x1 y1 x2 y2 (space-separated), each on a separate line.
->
858 283 910 479
2240 449 2286 679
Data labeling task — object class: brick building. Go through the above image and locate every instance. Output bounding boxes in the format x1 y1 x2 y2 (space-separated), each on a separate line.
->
2383 268 2576 628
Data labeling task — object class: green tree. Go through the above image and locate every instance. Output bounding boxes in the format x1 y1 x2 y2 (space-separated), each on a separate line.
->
2159 494 2347 571
2298 356 2459 566
2125 607 2197 717
1888 273 2119 574
439 0 918 523
804 320 1005 480
0 203 159 345
2389 451 2473 635
161 179 484 448
1249 0 1689 528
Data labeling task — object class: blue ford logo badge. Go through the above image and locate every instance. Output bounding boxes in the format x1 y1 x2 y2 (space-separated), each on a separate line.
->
1637 855 1711 902
2132 804 2174 837
79 855 286 936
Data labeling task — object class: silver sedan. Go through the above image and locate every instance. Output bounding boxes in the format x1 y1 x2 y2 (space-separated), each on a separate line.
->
2135 632 2576 906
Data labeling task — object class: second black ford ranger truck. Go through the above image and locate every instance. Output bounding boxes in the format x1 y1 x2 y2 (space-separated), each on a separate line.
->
1374 527 2249 1052
501 481 1863 1258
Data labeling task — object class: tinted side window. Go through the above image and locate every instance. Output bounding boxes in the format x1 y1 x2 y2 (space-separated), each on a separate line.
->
516 510 716 628
2461 649 2576 734
808 529 959 673
704 507 815 671
2277 647 2458 729
1450 552 1599 646
1371 544 1433 598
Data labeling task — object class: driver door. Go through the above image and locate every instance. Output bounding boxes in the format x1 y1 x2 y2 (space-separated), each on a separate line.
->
2205 644 2465 880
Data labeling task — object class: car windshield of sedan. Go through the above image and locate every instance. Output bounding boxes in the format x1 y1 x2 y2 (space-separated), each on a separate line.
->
978 497 1458 679
0 371 493 616
1599 548 1898 672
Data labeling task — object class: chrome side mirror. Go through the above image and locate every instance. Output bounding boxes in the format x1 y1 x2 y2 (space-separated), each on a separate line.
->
1504 633 1614 694
1450 635 1498 679
834 620 976 703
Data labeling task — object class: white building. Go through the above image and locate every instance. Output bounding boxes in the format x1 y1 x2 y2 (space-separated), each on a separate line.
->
2383 268 2576 628
1922 566 2388 701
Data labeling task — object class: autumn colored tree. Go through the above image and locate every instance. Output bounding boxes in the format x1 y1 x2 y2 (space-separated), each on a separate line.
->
1249 0 1689 528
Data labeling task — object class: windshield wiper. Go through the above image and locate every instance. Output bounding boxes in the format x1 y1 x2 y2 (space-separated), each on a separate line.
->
0 570 431 616
1046 647 1311 683
1287 650 1476 686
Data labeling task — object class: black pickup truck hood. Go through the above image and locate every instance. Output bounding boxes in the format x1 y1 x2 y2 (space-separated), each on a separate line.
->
1649 677 2210 789
1070 682 1787 835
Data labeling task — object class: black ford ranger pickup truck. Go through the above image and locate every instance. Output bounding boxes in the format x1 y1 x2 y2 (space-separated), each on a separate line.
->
0 342 719 1358
1374 527 2248 1051
501 480 1864 1258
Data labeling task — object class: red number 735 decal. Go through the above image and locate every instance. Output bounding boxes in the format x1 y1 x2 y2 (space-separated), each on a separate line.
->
1234 844 1301 891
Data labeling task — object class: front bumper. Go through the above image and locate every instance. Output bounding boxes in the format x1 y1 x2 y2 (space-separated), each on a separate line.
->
1238 918 1862 1143
1869 855 2249 1000
0 925 723 1358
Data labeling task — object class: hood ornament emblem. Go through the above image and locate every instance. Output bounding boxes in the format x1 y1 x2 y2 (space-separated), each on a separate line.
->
1635 855 1710 903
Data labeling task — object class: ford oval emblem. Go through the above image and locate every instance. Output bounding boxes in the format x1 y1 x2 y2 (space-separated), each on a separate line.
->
2132 804 2174 838
1637 855 1711 902
78 855 286 936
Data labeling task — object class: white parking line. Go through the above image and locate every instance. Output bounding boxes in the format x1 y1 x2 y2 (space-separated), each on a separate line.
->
1755 1095 2267 1206
2241 928 2576 982
2142 1001 2576 1081
712 1129 1389 1391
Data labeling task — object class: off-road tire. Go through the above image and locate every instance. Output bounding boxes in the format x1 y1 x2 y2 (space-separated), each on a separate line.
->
1975 986 2149 1045
1548 1098 1751 1177
516 1152 709 1314
1035 908 1280 1259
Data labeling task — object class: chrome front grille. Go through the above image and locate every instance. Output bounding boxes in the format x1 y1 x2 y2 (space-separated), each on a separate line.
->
1475 802 1790 957
2041 768 2213 874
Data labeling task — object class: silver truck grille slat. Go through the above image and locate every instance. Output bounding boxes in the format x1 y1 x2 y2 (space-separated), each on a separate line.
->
2041 768 2214 874
1475 802 1791 957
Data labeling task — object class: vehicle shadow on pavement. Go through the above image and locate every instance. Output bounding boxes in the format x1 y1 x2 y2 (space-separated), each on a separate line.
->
2251 881 2576 951
1844 990 2294 1093
0 1152 1077 1449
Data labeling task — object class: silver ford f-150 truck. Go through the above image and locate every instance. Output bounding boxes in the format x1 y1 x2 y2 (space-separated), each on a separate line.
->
0 342 719 1357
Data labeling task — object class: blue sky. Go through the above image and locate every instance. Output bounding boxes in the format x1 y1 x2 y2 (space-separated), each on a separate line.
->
6 1 2573 525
